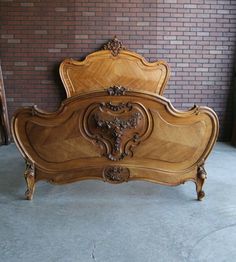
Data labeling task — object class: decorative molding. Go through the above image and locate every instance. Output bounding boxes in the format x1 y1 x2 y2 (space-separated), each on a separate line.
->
103 166 130 183
107 86 127 96
103 36 126 56
190 104 200 115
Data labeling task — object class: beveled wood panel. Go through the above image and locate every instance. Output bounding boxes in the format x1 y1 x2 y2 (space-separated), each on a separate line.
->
60 50 170 97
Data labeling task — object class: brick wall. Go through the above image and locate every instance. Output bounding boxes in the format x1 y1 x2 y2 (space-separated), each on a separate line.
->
1 0 236 140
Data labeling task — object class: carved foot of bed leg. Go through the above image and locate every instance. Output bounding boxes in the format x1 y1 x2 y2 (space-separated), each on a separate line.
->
24 160 35 200
196 164 207 201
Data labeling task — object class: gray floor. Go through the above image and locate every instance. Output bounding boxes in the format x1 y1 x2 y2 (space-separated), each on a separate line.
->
0 143 236 262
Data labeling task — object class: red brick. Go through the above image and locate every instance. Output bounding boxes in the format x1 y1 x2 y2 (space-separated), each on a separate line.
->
0 0 235 140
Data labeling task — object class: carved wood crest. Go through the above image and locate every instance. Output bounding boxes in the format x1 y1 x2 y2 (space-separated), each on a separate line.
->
82 93 153 161
103 36 126 56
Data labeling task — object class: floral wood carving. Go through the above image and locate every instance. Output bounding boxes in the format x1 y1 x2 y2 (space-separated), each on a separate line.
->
103 166 130 183
103 36 126 56
107 86 127 96
82 100 153 161
100 102 132 112
93 112 142 159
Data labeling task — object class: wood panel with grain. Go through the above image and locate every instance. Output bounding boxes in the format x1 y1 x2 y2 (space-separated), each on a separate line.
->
12 90 218 200
60 50 170 97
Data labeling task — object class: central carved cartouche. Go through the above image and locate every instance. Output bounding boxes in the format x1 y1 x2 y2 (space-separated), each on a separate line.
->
93 112 142 160
82 94 153 162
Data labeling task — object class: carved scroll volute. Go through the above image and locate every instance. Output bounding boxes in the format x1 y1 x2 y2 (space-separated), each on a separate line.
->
82 95 153 161
103 166 130 184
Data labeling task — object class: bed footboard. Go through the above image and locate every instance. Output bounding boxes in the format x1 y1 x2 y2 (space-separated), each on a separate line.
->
12 88 218 200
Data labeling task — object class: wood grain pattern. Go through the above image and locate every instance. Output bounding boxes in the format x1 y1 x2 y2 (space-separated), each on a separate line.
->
11 39 218 200
59 50 170 97
12 90 218 200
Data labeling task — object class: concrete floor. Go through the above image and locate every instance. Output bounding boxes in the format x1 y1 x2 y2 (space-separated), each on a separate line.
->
0 143 236 262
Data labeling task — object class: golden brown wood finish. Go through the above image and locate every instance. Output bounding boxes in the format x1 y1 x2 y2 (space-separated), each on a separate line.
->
0 62 11 145
11 38 218 200
12 90 218 200
59 38 170 98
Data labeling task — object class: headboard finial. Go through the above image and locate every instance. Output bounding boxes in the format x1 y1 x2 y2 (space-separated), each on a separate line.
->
103 36 126 56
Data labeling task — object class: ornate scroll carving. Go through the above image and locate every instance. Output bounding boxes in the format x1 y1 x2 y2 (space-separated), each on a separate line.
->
103 166 130 184
24 160 35 200
196 162 207 201
107 86 127 96
82 101 153 161
103 36 126 56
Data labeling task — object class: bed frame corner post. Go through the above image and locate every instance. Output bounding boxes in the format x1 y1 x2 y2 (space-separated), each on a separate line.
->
24 160 35 200
196 161 207 201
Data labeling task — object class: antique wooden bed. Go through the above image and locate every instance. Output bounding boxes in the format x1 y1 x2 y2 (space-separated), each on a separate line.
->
11 38 219 200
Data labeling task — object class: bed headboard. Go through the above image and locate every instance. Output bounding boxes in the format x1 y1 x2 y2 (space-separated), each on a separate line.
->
59 37 170 98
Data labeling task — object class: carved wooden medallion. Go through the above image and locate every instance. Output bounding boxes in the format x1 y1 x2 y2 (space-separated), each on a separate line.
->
82 95 153 161
103 166 130 184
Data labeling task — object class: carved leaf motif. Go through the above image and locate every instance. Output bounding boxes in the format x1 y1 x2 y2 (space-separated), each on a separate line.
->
103 166 130 183
100 102 132 111
107 86 127 96
93 112 142 157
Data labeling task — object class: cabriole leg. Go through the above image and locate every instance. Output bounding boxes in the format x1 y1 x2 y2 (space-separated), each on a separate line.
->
196 164 207 201
24 160 35 200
